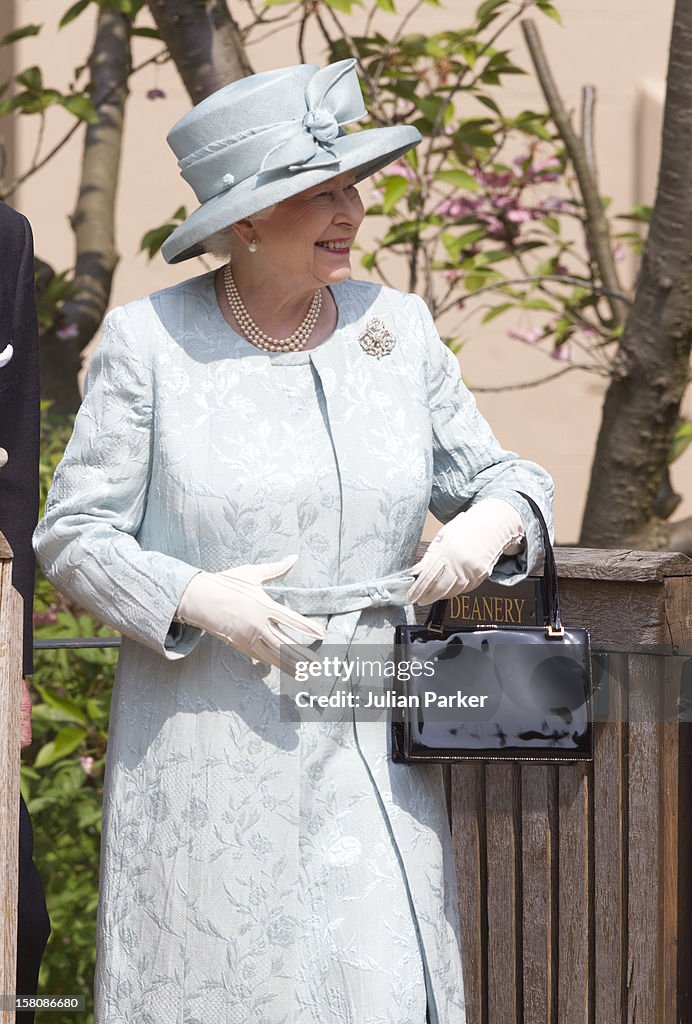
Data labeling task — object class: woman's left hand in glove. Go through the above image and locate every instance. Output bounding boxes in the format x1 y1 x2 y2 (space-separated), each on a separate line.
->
408 497 525 605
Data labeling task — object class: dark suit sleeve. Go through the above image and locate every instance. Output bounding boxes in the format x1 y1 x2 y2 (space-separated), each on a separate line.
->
0 206 41 675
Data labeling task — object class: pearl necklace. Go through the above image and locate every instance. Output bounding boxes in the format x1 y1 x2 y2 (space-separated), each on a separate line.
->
223 264 322 352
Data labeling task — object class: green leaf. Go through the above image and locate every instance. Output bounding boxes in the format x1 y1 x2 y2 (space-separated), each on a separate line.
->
481 302 513 323
33 683 89 725
416 95 450 125
442 227 488 260
140 207 187 259
34 727 87 768
59 0 92 27
76 802 103 829
376 0 396 10
464 273 493 291
60 94 99 123
131 26 162 38
436 168 480 191
543 215 560 235
669 419 692 463
100 0 146 13
360 252 376 271
0 95 28 116
1 24 42 46
517 120 552 141
476 0 506 21
453 122 497 149
537 2 563 24
381 220 422 246
381 174 409 213
16 65 43 92
618 204 653 224
520 298 556 311
323 0 362 11
475 94 501 115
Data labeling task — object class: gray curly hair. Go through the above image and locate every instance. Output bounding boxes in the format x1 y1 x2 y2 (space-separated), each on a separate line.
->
203 204 278 260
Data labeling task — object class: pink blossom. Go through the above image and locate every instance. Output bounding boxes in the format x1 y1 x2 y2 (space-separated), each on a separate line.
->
444 269 462 283
387 158 418 183
551 342 572 362
508 327 543 345
146 88 166 100
369 187 384 205
613 244 626 262
507 208 532 224
56 323 79 341
436 196 481 219
80 756 95 776
479 169 513 188
528 156 561 182
33 609 58 626
490 194 517 211
477 213 505 239
539 197 575 214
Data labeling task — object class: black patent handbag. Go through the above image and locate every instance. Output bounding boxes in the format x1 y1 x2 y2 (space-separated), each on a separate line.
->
392 492 593 763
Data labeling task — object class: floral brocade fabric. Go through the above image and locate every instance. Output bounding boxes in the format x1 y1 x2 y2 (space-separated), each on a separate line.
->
34 272 553 1024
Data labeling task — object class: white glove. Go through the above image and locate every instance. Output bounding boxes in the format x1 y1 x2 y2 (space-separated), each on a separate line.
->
176 555 326 675
408 498 525 605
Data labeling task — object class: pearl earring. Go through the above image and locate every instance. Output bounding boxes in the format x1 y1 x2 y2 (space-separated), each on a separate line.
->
248 239 258 254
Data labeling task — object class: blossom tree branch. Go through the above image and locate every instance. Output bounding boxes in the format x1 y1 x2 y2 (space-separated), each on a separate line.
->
146 0 252 104
521 18 629 328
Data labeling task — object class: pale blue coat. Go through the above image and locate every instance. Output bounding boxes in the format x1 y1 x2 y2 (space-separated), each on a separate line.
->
34 271 553 1024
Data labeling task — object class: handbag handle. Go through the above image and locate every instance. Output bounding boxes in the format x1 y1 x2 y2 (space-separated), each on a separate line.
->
425 491 563 638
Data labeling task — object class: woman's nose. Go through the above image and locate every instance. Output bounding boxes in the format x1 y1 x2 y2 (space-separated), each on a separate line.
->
334 187 364 226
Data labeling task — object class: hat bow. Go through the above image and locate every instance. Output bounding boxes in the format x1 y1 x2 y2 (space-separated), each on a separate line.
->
259 59 366 176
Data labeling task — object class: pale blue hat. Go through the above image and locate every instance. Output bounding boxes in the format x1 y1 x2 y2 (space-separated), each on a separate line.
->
162 59 421 263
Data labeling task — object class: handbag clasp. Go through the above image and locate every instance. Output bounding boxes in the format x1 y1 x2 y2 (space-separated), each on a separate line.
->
545 624 565 639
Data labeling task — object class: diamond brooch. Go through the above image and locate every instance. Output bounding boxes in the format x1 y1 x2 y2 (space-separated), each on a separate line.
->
358 317 396 359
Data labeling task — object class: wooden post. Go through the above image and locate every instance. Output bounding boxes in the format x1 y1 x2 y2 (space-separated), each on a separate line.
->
0 531 20 1024
448 548 692 1024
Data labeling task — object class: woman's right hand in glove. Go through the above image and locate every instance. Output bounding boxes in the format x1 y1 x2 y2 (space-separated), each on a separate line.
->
176 555 326 675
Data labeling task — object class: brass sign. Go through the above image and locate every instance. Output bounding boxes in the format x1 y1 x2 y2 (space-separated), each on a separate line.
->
442 577 543 628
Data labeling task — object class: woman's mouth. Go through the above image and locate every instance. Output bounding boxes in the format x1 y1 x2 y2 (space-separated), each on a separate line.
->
315 239 351 252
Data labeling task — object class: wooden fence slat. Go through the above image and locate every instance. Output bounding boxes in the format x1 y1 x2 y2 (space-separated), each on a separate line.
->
558 761 591 1024
451 764 486 1024
593 652 627 1024
485 762 521 1024
658 657 682 1024
520 764 557 1024
626 655 662 1024
0 552 21 1024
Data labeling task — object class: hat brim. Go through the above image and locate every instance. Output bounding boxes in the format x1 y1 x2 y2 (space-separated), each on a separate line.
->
161 124 421 264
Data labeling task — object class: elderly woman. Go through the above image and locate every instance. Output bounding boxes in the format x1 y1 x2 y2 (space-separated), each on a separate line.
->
34 60 553 1024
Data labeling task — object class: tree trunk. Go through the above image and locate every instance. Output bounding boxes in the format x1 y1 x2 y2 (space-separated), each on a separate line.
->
579 0 692 552
146 0 252 104
40 8 131 415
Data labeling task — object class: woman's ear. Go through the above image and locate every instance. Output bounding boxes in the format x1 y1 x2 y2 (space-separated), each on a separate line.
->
231 218 256 248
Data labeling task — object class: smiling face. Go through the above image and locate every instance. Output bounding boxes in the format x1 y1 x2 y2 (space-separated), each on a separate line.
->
234 170 365 291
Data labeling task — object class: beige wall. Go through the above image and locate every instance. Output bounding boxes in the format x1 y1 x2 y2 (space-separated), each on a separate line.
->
6 0 691 542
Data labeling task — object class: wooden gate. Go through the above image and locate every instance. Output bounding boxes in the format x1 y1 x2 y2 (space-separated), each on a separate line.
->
449 549 692 1024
